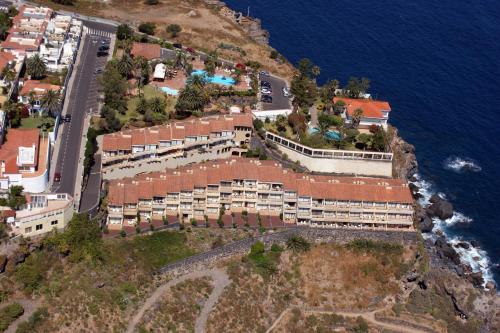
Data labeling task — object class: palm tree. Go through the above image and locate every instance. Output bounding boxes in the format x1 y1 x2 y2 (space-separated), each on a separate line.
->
286 236 311 253
149 97 166 114
135 97 148 115
174 51 187 70
175 85 207 117
26 54 46 80
1 67 16 87
41 89 61 117
311 65 321 78
117 53 134 78
186 73 207 89
351 108 364 129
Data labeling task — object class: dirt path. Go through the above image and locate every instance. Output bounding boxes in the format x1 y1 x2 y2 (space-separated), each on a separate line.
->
4 299 40 333
126 268 230 333
266 307 429 333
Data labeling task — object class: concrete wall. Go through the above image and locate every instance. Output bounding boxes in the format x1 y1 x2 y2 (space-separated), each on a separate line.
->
277 144 393 177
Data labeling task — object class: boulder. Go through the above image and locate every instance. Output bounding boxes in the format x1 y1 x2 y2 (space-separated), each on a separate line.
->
417 216 434 233
470 240 480 248
406 271 419 282
456 242 470 250
429 194 443 204
435 237 461 265
427 199 454 220
468 272 484 288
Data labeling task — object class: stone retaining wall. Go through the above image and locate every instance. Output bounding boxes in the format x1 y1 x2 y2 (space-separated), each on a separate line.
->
159 227 417 276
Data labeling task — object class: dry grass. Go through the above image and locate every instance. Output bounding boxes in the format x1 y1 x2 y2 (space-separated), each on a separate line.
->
139 276 214 332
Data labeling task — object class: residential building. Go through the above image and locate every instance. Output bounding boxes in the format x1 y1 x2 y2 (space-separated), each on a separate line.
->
0 5 53 59
10 193 74 237
18 79 61 114
0 128 50 193
130 42 161 60
101 114 253 180
39 15 82 71
106 158 414 231
333 97 392 130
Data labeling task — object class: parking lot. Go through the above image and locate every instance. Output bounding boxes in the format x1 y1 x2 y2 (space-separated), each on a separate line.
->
259 73 291 111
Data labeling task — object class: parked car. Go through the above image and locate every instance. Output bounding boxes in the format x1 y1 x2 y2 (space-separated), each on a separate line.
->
97 50 108 57
260 81 271 87
173 43 182 49
64 114 72 122
98 45 110 51
261 88 272 95
282 86 290 97
54 172 61 182
94 68 104 74
261 95 273 103
186 47 196 54
100 39 110 45
259 71 270 77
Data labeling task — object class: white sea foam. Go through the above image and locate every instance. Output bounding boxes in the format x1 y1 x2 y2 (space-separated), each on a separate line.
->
411 173 494 289
444 156 482 173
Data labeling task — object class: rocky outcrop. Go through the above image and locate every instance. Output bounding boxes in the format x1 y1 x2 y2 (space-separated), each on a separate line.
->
435 236 461 265
427 196 454 220
389 126 418 180
414 206 434 233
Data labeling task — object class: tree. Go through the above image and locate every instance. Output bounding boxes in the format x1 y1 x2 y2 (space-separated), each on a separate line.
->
0 12 12 41
290 74 317 109
40 89 61 117
45 213 103 263
117 53 134 78
286 235 311 253
166 24 182 37
297 58 313 78
99 63 128 114
351 108 364 129
148 96 166 114
252 118 264 131
356 133 372 150
311 65 321 78
320 79 340 104
4 101 21 127
287 112 306 134
345 77 370 98
333 100 346 115
144 0 159 4
372 126 387 151
26 54 46 80
38 116 55 132
135 97 148 115
175 84 208 118
138 22 156 35
0 185 27 210
100 105 122 132
275 114 287 133
116 24 133 40
186 73 207 89
204 50 218 77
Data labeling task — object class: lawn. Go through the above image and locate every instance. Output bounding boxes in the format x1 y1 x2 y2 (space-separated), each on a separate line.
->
119 85 176 126
20 116 54 132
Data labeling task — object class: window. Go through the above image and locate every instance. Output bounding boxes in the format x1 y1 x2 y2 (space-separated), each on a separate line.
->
25 227 32 233
35 224 43 231
51 220 58 225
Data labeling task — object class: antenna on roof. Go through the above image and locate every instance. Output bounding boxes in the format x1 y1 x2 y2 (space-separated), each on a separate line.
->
247 6 250 17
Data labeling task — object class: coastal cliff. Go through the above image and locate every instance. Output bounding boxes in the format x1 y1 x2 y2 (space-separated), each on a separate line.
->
388 125 418 180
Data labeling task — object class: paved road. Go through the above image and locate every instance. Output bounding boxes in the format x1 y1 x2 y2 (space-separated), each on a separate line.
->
52 22 114 198
79 154 101 213
260 73 291 111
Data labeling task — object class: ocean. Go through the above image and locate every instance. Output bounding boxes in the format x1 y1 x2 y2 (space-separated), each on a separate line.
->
225 0 500 285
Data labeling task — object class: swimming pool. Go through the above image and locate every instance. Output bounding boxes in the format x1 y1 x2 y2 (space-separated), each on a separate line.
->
308 127 342 141
191 69 235 86
160 87 179 96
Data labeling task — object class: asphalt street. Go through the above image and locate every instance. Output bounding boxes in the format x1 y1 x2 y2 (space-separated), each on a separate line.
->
52 22 114 200
79 154 102 214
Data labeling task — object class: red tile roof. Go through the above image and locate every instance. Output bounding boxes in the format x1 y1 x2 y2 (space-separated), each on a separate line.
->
130 42 161 60
102 114 252 152
107 158 413 206
333 97 391 119
20 80 61 96
0 52 15 72
0 129 40 175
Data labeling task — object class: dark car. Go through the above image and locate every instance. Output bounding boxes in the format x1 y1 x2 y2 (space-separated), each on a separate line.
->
98 45 110 51
261 95 273 103
173 43 182 49
97 50 109 57
64 114 71 122
94 68 104 74
260 81 271 87
54 172 61 182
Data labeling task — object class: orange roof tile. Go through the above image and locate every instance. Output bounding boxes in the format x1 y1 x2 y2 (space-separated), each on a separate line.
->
0 129 40 175
333 97 391 119
20 80 61 96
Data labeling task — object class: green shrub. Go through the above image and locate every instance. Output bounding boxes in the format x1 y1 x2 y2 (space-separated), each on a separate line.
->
15 307 48 333
0 302 24 331
120 230 127 237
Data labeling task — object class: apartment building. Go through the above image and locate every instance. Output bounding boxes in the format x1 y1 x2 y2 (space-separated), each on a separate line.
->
0 5 52 59
101 114 253 180
10 193 74 237
106 158 414 231
0 128 50 193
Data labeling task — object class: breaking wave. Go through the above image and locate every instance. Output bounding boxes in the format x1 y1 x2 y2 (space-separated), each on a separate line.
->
444 156 482 173
410 174 494 289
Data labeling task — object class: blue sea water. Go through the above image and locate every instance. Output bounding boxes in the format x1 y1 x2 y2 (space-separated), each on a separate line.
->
226 0 500 284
